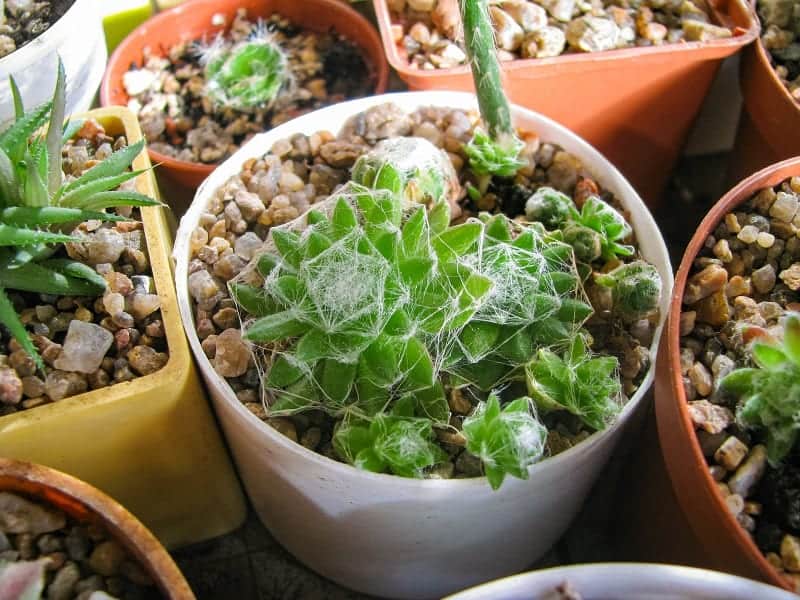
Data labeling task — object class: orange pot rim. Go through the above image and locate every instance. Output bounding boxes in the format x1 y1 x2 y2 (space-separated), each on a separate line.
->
0 458 194 598
747 34 799 112
100 0 389 179
661 157 800 591
373 0 759 79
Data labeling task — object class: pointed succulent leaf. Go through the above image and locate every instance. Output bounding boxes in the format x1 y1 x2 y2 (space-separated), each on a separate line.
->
429 200 450 235
56 171 145 207
39 259 107 291
244 311 305 342
0 225 75 246
0 206 126 227
73 190 160 211
46 57 66 197
266 355 305 388
0 101 52 163
229 282 273 317
463 129 525 178
432 222 482 261
0 285 42 369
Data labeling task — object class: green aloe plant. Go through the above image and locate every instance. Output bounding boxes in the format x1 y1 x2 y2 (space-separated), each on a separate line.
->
0 58 160 367
203 28 289 112
720 313 800 465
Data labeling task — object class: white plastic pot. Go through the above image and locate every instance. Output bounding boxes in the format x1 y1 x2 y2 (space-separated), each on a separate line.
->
174 91 673 599
0 0 106 121
445 563 797 600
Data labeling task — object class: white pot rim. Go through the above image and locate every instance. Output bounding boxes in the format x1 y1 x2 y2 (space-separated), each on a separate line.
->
0 0 89 72
443 563 797 599
175 90 674 490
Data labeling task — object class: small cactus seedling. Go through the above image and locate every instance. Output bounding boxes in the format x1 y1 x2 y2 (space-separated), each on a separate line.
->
720 313 800 465
203 27 290 112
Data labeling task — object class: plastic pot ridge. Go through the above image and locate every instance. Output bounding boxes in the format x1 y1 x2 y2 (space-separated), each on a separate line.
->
655 157 800 591
373 0 758 207
174 91 672 599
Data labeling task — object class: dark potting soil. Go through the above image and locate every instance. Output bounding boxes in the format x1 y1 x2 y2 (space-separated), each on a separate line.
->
2 0 74 55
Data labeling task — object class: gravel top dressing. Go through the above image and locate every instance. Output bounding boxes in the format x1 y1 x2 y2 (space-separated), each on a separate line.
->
123 9 377 166
758 0 800 101
0 0 74 59
387 0 732 70
679 176 800 592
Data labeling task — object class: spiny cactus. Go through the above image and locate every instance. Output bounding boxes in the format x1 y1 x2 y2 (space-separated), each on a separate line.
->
720 313 800 465
462 393 547 490
525 334 621 431
595 260 662 321
203 27 289 112
460 0 526 177
568 195 633 260
0 58 160 368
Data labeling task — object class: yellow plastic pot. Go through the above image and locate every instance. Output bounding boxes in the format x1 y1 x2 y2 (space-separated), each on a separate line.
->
0 107 246 549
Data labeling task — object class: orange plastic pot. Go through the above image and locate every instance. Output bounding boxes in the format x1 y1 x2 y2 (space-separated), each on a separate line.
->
100 0 389 213
729 35 800 182
653 157 800 592
0 458 194 599
373 0 757 207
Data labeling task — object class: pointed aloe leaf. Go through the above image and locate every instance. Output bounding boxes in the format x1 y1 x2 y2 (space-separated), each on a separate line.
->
39 259 107 291
0 285 42 369
66 190 159 211
0 206 126 227
59 140 145 195
22 158 48 207
46 58 66 197
244 311 305 342
9 75 24 120
0 101 51 162
0 149 19 206
0 262 100 296
0 225 75 246
57 171 146 207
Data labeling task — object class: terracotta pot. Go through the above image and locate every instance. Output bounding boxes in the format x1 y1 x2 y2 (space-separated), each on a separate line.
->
654 157 800 591
100 0 389 215
729 33 800 183
373 0 757 208
0 107 246 550
174 90 673 599
0 458 194 599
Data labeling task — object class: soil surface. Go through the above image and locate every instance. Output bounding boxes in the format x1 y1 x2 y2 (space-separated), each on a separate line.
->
124 9 376 165
0 0 74 59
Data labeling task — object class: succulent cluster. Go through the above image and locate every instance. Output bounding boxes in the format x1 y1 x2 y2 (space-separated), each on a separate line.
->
202 26 290 112
0 59 160 368
720 313 800 465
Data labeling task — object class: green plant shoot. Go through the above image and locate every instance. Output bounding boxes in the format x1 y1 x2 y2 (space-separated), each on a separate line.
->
720 313 800 465
460 0 525 177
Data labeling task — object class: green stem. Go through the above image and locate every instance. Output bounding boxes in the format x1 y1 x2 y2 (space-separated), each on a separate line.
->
460 0 514 141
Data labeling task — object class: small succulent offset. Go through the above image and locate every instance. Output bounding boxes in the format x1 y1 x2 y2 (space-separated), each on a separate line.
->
460 0 526 178
595 261 662 321
351 137 459 206
720 313 800 465
462 394 547 490
526 334 621 431
202 26 290 112
0 59 159 367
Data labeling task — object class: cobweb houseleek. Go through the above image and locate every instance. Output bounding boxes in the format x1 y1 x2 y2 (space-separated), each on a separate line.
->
460 0 525 177
0 57 160 367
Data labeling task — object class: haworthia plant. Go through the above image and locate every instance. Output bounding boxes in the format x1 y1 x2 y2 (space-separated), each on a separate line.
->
460 0 525 177
720 313 800 465
0 57 160 367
